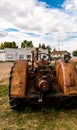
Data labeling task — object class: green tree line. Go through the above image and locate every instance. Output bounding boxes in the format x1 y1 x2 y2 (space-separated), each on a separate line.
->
0 41 18 49
0 40 51 50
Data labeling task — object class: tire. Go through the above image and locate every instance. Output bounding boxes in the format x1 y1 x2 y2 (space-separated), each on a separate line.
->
9 97 26 110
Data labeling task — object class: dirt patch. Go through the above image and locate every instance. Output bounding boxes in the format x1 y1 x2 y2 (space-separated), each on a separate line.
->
0 62 13 85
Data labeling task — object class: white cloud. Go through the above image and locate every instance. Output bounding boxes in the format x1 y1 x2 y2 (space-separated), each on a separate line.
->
63 0 77 11
0 0 77 52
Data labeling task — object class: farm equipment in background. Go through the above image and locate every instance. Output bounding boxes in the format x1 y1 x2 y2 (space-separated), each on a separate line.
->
9 48 77 110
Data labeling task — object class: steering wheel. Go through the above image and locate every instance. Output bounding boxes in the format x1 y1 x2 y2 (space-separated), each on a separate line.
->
34 52 49 68
34 52 49 60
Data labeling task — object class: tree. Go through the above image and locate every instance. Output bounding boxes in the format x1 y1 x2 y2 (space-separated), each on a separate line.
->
46 45 51 50
39 43 41 48
0 41 18 49
21 40 33 48
72 50 77 56
41 44 46 49
12 42 18 48
38 43 51 50
0 43 4 49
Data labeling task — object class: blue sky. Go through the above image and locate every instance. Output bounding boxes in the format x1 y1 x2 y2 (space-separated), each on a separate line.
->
5 28 19 32
0 0 77 53
38 0 65 8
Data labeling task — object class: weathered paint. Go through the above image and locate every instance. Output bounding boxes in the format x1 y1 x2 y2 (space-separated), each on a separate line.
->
10 60 28 97
55 59 77 95
34 60 49 68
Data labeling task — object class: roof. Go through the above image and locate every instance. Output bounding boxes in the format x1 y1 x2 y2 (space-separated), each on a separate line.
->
51 50 68 55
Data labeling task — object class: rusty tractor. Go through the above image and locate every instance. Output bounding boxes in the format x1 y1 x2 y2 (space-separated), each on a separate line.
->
9 48 77 110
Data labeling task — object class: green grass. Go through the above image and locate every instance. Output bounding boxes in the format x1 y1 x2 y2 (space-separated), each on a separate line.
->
0 79 5 83
0 85 77 130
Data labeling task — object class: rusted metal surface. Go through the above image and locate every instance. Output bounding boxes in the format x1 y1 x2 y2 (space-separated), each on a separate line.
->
10 60 28 97
9 48 77 110
34 60 49 68
55 59 77 95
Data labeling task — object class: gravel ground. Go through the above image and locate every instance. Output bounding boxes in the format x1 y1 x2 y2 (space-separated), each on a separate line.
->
0 62 13 85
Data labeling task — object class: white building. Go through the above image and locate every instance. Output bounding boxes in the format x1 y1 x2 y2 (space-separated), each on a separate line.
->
0 50 5 61
0 48 48 61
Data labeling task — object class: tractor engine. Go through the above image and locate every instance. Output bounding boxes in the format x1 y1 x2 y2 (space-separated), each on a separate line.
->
34 65 52 93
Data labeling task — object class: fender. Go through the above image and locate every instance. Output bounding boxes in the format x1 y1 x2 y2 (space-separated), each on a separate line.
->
10 60 28 97
55 59 77 95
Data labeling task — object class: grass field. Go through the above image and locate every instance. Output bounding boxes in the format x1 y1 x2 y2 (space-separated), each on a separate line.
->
0 85 77 130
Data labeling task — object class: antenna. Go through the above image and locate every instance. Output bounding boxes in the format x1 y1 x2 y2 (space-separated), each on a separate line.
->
58 32 60 51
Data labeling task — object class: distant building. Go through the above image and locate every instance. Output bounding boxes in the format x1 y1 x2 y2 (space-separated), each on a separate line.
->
51 49 70 60
0 48 70 62
0 48 48 61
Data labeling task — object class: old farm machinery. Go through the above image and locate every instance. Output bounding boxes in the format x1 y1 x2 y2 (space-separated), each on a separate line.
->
9 48 77 110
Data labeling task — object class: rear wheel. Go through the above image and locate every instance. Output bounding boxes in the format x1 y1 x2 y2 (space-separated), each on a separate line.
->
9 97 19 110
9 97 26 110
55 96 77 109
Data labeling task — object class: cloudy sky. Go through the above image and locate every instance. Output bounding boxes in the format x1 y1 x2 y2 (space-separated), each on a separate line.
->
0 0 77 52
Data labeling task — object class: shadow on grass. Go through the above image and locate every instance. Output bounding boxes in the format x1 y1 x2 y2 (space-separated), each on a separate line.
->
12 101 77 115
